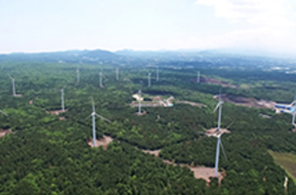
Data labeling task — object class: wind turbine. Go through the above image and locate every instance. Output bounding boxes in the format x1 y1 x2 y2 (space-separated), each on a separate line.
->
197 71 200 83
85 97 111 147
156 66 159 82
116 68 119 81
212 90 228 178
138 90 142 115
148 73 151 87
76 66 80 84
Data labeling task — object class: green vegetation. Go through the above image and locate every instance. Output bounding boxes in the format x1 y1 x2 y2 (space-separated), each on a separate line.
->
0 57 296 194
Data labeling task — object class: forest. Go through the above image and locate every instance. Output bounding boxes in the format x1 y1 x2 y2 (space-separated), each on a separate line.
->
1 55 296 194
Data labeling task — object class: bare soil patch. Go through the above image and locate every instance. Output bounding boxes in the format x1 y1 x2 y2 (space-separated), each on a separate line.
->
29 100 33 105
188 166 224 185
142 149 161 157
205 128 230 137
59 117 66 121
140 148 225 184
135 111 147 116
214 94 276 109
0 129 12 138
130 94 174 108
46 109 66 116
15 94 22 97
88 135 113 150
192 77 238 89
176 100 206 108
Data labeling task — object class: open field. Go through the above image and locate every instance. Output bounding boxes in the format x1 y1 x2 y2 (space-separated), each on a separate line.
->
268 150 296 183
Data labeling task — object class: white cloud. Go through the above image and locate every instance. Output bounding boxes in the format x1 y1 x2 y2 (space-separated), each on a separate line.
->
167 26 296 54
194 0 296 54
196 0 295 28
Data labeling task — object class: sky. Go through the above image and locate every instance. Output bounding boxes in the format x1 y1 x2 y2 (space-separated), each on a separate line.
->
1 0 296 55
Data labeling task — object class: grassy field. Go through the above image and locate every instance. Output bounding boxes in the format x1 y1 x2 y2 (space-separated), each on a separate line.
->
269 150 296 184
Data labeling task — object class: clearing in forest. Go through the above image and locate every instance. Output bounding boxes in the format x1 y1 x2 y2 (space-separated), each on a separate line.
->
88 135 113 150
141 149 225 184
46 109 66 115
192 77 238 89
130 94 174 107
268 150 296 183
0 129 12 138
175 100 206 108
204 128 231 137
214 94 276 109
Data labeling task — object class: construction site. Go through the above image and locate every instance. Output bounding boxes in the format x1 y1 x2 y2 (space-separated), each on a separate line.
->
130 93 174 108
214 94 276 110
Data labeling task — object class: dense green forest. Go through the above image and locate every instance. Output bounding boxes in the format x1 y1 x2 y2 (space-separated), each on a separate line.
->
1 58 296 195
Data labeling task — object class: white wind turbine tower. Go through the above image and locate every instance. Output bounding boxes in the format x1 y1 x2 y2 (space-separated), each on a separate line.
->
76 66 80 84
116 68 119 81
61 85 66 112
85 97 111 147
8 74 16 97
138 90 142 115
197 71 200 83
212 90 228 178
148 73 151 87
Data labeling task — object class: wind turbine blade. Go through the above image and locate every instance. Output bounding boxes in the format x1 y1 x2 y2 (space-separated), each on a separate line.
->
84 114 92 121
95 113 111 123
0 109 8 116
226 121 234 129
213 103 220 113
220 140 228 161
7 74 13 80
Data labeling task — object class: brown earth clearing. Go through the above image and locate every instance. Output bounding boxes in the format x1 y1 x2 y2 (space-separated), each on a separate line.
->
205 128 231 137
46 109 66 116
214 94 276 109
142 149 161 157
0 129 12 138
135 111 147 116
192 77 238 89
141 149 225 184
88 135 113 150
175 100 206 108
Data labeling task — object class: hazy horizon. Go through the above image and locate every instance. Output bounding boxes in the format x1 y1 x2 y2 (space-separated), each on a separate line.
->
1 0 296 56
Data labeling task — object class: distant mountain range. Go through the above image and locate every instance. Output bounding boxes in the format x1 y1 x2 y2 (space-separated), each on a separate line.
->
0 48 294 66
